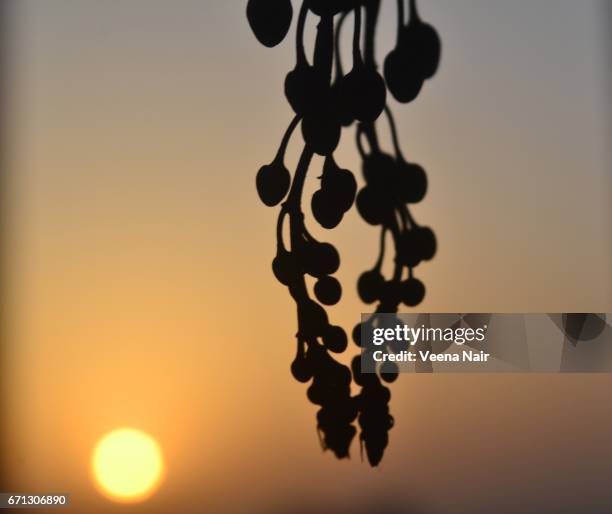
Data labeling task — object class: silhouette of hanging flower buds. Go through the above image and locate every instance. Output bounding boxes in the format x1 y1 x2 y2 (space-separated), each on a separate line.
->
247 0 294 48
384 0 441 103
249 0 441 466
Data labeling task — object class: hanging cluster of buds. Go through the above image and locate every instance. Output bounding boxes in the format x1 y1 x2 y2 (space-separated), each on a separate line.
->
249 0 441 465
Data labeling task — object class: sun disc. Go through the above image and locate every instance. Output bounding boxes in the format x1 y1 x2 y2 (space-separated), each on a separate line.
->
92 428 164 503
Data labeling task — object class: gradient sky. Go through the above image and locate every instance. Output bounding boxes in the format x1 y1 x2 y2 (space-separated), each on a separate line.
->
4 1 612 513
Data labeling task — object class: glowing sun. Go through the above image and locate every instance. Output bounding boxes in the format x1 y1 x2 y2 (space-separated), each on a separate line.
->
92 428 165 503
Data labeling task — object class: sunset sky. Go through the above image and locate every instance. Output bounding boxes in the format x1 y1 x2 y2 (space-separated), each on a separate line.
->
3 1 612 513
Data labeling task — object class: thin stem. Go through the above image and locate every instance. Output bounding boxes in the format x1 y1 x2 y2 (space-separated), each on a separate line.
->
409 0 420 23
352 5 362 66
334 10 349 79
363 0 380 68
296 1 309 65
276 209 288 251
397 0 405 35
397 207 408 232
275 115 301 162
362 121 380 155
401 203 417 229
314 15 334 84
388 216 404 283
356 125 368 158
301 220 319 244
286 145 314 213
384 105 405 161
374 228 387 269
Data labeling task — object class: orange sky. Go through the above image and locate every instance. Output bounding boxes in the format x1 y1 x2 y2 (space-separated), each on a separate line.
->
3 1 612 513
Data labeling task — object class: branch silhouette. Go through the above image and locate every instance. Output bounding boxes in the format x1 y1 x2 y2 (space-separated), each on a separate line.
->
249 0 441 466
